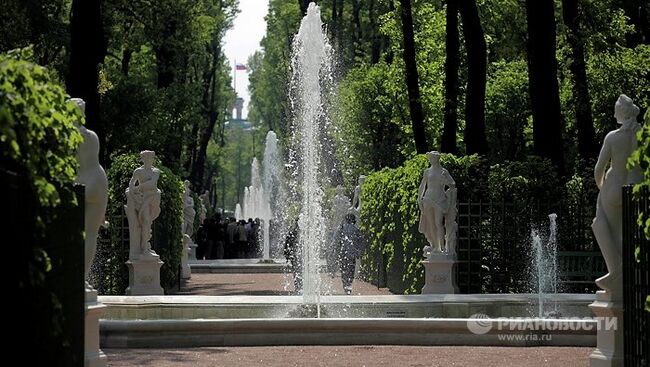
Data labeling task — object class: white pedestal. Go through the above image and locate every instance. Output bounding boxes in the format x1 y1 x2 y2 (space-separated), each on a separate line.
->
126 255 164 295
85 286 107 367
189 242 198 261
589 291 624 367
181 245 192 280
421 253 458 294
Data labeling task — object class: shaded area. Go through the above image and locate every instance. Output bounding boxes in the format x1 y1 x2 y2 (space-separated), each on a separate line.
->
174 273 393 296
106 346 591 367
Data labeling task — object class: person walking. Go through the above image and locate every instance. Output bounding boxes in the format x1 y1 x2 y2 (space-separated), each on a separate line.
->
330 214 368 295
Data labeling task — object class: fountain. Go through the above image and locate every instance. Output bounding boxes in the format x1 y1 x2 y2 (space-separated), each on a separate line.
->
288 2 333 306
241 157 273 259
234 203 242 221
96 2 598 348
530 213 561 317
262 131 287 259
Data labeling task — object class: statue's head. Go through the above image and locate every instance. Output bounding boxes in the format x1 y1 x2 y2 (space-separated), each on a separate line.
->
69 98 86 115
184 180 191 191
358 175 366 185
614 94 640 123
426 151 441 165
335 185 345 195
140 150 155 166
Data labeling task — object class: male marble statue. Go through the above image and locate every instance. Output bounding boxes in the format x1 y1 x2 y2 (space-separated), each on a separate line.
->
592 94 643 298
126 150 162 259
71 98 108 288
418 151 457 255
182 180 196 236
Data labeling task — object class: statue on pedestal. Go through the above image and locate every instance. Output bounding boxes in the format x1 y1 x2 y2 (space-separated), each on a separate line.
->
182 180 196 237
592 94 643 298
70 98 108 290
349 175 366 220
418 151 457 256
126 150 161 259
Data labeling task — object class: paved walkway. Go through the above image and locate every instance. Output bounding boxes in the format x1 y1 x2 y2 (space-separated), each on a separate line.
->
176 273 394 296
105 346 591 366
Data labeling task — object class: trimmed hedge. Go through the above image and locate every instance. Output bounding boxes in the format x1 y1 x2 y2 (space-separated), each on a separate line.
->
360 153 572 294
2 49 84 363
92 152 183 294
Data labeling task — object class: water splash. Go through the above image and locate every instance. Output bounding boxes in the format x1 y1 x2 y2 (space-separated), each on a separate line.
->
262 131 287 259
289 2 334 306
530 213 560 317
234 203 242 221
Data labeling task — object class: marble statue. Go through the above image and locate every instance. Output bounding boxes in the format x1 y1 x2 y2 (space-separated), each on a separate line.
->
125 150 162 259
349 175 366 220
592 94 643 298
182 180 196 236
198 190 208 224
71 98 108 289
418 151 457 255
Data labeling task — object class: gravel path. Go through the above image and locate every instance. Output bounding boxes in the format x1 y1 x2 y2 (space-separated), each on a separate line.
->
105 346 591 367
175 273 394 296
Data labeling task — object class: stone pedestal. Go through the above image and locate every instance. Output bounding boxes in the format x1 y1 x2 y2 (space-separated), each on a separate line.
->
189 242 198 261
126 255 164 295
421 254 458 294
589 291 624 367
85 286 107 367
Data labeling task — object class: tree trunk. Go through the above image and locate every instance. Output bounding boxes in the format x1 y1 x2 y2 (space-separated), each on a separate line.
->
121 48 132 77
459 0 488 155
398 0 429 154
525 0 565 172
622 0 649 46
369 0 381 64
441 0 459 154
68 0 106 162
562 0 597 159
191 47 221 191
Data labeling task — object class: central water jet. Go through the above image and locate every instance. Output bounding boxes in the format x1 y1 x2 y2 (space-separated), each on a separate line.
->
289 2 333 306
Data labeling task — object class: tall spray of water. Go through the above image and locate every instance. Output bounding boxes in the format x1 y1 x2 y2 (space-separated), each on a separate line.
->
289 3 334 304
262 131 287 258
530 213 560 317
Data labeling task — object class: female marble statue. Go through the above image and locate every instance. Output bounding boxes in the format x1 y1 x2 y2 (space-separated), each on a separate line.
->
71 98 108 287
418 151 456 253
592 94 643 297
126 150 162 259
349 175 366 220
182 180 196 236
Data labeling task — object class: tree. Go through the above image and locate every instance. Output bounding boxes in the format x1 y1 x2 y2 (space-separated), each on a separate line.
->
459 0 488 155
67 0 106 162
398 0 429 154
441 0 460 154
525 0 565 172
562 0 597 159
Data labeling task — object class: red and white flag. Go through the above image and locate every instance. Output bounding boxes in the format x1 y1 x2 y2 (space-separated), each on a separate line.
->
235 63 247 71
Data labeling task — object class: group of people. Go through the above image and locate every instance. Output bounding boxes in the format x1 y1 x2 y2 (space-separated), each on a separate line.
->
195 215 263 260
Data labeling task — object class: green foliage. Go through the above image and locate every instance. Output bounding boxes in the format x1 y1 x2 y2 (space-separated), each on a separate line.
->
360 153 483 294
97 153 184 294
587 45 650 137
487 157 561 203
1 50 82 354
628 108 650 242
485 60 531 161
0 49 83 224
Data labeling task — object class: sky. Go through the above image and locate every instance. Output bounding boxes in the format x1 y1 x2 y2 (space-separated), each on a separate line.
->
223 0 270 119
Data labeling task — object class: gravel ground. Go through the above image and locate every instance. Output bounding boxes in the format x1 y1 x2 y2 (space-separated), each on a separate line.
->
175 273 394 296
105 346 591 367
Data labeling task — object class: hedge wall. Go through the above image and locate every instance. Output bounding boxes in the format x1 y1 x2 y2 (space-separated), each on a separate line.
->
92 152 183 294
359 153 577 294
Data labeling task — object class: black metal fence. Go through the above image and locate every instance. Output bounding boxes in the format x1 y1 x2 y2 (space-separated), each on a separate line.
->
623 185 649 367
456 199 605 293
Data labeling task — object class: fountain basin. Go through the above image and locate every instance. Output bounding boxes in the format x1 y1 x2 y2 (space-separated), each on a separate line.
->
100 317 596 348
99 293 595 320
189 259 288 274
